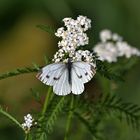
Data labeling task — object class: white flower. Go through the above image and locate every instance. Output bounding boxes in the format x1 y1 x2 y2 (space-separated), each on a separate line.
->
131 48 140 56
94 43 118 62
74 50 95 64
63 17 75 28
22 114 36 133
52 48 96 66
116 41 140 58
55 27 65 37
112 33 122 42
100 29 112 42
52 48 74 63
55 15 91 53
77 15 91 31
100 29 123 43
94 29 140 63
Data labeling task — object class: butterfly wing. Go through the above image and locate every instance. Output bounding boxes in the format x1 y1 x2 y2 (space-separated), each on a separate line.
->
71 62 96 95
37 63 65 86
71 67 84 95
53 68 71 96
36 63 71 96
37 61 96 96
72 62 96 83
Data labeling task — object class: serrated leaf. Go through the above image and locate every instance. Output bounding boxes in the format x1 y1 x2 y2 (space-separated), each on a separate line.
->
0 66 40 80
96 60 124 82
45 96 65 133
101 94 140 130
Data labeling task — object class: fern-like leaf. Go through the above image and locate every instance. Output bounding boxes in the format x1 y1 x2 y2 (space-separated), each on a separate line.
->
101 94 140 130
0 66 41 80
96 60 124 82
42 96 65 133
74 111 103 140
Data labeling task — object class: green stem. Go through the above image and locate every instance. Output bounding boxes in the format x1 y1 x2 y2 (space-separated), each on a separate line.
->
64 95 74 140
41 87 52 116
25 133 32 140
37 87 52 138
0 108 22 129
25 133 28 140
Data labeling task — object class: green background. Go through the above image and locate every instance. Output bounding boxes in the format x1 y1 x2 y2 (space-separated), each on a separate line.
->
0 0 140 139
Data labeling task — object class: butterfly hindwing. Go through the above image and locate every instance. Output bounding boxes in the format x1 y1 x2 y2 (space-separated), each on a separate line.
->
71 61 96 95
71 66 84 95
53 68 71 95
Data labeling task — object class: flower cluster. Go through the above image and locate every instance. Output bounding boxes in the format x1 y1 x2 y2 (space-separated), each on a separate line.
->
53 15 96 66
22 114 36 133
93 29 140 62
55 15 91 51
94 42 118 63
116 41 140 58
74 50 94 64
99 29 122 42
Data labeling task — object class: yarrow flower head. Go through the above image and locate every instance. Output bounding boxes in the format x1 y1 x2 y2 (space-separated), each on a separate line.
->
116 41 140 58
52 48 96 65
55 15 91 52
74 50 95 64
94 42 118 63
22 114 36 133
99 29 122 43
93 29 140 63
53 15 96 66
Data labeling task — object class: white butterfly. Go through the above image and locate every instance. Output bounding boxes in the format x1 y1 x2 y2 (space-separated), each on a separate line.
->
36 60 96 96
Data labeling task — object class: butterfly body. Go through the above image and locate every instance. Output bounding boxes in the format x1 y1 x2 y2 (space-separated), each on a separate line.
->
67 59 72 85
37 61 96 96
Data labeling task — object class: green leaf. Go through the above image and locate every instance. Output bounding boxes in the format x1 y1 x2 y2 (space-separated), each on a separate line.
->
32 62 40 71
38 96 65 134
31 88 42 104
36 24 55 35
96 60 124 82
39 133 47 140
101 94 140 130
74 112 102 140
0 66 40 81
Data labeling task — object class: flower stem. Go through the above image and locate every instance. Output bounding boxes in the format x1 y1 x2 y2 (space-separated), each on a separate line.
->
25 133 29 140
37 87 52 138
41 87 52 116
0 107 22 129
64 95 74 140
25 133 32 140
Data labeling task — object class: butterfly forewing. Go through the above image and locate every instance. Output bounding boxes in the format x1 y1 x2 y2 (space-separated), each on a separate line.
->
37 63 65 86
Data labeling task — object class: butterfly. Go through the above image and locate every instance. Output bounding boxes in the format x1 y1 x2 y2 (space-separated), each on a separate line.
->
36 59 96 96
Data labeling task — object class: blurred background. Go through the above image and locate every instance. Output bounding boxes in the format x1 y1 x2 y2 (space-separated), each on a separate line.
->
0 0 140 139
